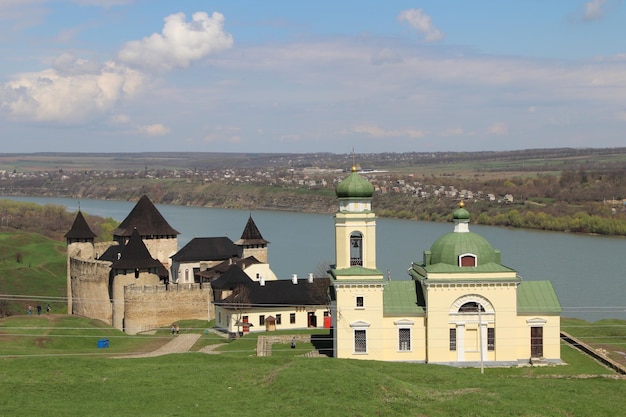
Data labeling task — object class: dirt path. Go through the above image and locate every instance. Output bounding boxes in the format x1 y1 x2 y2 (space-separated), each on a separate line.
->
115 334 201 358
198 343 226 354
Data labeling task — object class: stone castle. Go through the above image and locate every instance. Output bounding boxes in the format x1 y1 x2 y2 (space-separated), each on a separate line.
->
65 195 271 334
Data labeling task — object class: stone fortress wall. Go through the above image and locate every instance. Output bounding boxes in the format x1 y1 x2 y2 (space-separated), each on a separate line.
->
123 284 213 334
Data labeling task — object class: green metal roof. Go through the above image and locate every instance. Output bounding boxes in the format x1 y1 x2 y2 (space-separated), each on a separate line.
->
453 206 470 221
425 262 516 274
383 281 425 316
517 281 562 314
429 231 499 266
335 169 374 198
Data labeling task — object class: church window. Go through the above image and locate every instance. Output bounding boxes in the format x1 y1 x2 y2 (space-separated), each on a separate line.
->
184 268 189 282
276 314 282 325
354 329 367 353
350 232 363 266
487 328 495 351
398 328 411 351
356 296 364 308
290 313 296 324
259 315 265 326
459 254 477 267
450 328 457 351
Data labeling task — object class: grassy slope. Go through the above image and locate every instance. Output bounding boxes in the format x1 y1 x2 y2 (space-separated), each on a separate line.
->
0 344 622 416
0 232 67 314
0 316 624 417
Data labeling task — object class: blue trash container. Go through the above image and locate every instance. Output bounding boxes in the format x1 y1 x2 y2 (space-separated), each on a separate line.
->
97 339 109 348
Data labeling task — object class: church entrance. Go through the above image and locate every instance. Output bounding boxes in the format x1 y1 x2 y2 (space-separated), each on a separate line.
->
308 312 317 328
530 327 543 357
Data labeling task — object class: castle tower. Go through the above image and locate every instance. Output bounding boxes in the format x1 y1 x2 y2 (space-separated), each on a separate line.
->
64 210 97 314
235 215 269 263
111 195 179 272
110 228 166 332
329 166 385 359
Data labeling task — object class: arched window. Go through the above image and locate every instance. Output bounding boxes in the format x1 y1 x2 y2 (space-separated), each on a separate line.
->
184 268 189 282
458 301 485 313
350 232 363 266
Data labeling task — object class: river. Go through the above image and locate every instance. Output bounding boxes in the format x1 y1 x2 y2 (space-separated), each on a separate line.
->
3 195 625 322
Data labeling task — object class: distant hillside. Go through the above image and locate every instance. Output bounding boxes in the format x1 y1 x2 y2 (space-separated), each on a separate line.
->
2 147 626 172
0 199 118 241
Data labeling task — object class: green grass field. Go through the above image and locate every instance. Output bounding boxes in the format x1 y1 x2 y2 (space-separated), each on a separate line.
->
0 315 624 417
1 232 625 416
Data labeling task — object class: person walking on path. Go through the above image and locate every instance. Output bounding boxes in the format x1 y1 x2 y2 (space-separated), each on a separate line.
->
36 305 41 315
27 305 32 315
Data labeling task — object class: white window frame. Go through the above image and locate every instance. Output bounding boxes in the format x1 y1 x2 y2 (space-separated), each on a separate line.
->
394 319 414 353
350 320 370 354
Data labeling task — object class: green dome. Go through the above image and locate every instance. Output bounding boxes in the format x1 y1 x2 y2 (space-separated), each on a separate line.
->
429 231 497 266
453 207 470 221
336 168 374 198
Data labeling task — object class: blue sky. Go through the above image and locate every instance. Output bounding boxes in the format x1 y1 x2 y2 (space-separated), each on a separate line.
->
1 0 625 154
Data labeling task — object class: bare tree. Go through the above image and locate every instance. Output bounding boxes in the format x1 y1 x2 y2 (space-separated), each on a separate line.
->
230 285 251 338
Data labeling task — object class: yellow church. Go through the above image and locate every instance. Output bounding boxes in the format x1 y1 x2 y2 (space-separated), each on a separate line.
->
329 168 562 366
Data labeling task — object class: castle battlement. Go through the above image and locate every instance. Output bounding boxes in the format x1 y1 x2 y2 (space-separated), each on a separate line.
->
124 283 209 294
69 256 112 281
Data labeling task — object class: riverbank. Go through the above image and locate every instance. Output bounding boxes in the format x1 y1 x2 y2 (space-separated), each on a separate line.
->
4 175 626 237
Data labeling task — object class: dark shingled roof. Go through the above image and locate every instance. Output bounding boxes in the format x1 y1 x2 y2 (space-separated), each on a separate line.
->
64 211 97 240
211 265 253 290
217 277 330 306
235 215 269 246
196 256 261 281
171 237 242 262
112 195 179 238
98 243 123 262
111 228 163 271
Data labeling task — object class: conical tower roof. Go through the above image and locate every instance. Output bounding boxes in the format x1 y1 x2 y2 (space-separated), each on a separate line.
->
64 211 97 240
235 215 269 245
112 195 179 238
111 228 163 270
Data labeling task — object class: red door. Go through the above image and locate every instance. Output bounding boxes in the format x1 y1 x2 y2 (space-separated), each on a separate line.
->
242 316 249 333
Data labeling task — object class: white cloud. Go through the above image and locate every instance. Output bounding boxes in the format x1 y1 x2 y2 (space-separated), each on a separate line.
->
398 9 444 42
488 122 509 135
582 0 608 21
71 0 133 6
118 11 233 72
51 53 101 75
440 127 464 137
351 125 425 138
138 123 170 136
110 113 131 124
1 9 233 124
1 59 144 123
371 48 402 65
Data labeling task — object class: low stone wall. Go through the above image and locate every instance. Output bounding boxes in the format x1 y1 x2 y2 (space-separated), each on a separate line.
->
256 335 312 357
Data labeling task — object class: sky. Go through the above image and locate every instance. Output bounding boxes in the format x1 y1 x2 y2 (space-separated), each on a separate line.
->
1 0 625 154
